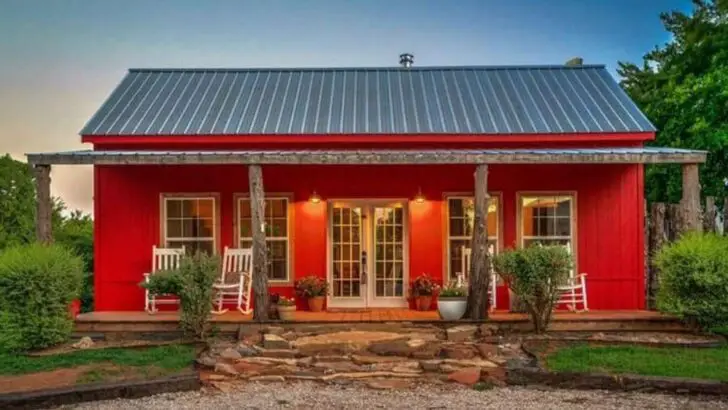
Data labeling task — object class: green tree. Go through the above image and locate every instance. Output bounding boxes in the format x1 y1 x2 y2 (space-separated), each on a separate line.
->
618 0 728 204
0 155 36 248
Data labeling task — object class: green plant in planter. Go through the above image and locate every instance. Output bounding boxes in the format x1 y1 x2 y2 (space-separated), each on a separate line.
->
294 276 329 298
410 273 439 296
141 252 219 340
439 285 467 298
492 245 572 333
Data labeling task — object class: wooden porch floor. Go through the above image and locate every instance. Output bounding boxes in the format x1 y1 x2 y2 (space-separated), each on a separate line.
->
76 309 670 324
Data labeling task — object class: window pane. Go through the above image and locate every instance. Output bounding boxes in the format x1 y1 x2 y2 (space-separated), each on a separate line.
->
167 219 182 238
166 200 182 218
180 200 194 217
449 198 463 217
240 200 251 218
195 199 214 219
169 240 213 255
450 217 464 236
521 195 574 251
268 218 287 237
269 199 286 217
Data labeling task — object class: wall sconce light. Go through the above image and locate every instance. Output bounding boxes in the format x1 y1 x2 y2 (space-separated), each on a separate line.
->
309 190 322 204
414 187 426 204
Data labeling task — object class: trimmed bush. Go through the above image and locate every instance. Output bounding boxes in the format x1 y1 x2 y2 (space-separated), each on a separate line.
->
656 233 728 331
142 252 219 340
0 243 83 352
493 245 572 333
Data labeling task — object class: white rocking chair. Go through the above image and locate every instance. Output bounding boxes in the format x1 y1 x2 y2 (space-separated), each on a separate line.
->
212 246 253 315
553 244 589 312
144 245 185 314
458 245 497 311
555 272 589 312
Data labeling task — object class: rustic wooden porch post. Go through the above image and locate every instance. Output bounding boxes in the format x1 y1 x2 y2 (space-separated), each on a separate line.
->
248 164 269 321
33 164 53 244
681 163 702 232
466 164 490 320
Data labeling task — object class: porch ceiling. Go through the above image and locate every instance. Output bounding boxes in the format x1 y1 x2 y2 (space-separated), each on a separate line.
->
26 147 706 166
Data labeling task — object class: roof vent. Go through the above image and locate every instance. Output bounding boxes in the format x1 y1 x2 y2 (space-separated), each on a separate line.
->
399 53 414 68
565 57 584 67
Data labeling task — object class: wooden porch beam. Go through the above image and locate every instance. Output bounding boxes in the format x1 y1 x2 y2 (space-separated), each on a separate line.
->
248 164 269 321
466 164 490 320
26 149 708 166
681 163 702 232
33 164 53 244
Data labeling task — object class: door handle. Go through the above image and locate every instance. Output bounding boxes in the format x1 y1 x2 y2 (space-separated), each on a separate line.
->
361 250 367 285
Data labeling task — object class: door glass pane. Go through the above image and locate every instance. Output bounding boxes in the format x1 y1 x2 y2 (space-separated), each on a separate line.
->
332 205 362 298
374 206 404 298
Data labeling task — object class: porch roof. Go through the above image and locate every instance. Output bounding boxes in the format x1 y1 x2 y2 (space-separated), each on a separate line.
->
26 147 706 165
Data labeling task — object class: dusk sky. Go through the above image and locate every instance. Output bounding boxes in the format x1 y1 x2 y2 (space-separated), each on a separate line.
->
0 0 691 213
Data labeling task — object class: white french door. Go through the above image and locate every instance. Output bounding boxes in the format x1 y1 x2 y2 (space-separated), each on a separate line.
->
327 200 408 308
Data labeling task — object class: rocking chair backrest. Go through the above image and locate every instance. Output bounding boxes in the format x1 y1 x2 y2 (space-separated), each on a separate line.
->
460 244 496 280
221 247 253 285
152 246 185 273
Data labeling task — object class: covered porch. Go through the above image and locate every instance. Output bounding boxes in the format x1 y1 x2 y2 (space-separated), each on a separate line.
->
27 147 707 318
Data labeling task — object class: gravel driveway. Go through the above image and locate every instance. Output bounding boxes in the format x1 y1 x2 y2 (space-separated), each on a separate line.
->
57 381 728 410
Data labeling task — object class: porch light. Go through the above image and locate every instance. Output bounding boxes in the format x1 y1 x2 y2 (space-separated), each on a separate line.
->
309 191 322 204
414 187 426 203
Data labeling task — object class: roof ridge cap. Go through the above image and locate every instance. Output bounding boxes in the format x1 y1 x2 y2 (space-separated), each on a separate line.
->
128 64 606 73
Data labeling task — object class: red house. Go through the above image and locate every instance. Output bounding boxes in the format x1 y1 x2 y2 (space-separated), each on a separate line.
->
27 58 706 313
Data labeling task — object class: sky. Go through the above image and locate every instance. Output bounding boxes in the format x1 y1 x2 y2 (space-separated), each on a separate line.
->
0 0 692 214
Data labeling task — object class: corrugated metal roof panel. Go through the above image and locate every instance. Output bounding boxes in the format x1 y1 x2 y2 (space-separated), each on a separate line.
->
81 65 656 136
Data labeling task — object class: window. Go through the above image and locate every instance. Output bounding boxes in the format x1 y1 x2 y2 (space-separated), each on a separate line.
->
238 197 290 281
446 196 499 281
162 196 216 254
520 194 574 250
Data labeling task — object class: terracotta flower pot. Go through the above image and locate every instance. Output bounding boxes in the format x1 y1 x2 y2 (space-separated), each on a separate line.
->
307 296 325 312
416 295 433 311
278 305 296 321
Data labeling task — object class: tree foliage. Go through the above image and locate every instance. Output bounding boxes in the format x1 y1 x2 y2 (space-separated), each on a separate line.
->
0 154 94 310
618 0 728 204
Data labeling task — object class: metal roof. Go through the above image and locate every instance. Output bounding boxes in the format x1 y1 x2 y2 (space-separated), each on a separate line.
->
27 147 704 165
80 65 655 136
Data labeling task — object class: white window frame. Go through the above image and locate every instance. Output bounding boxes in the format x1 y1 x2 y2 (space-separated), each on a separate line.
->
160 194 219 254
517 192 577 273
236 195 292 283
444 193 501 282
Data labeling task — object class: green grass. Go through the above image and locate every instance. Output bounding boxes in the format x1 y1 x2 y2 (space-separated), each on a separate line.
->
0 344 195 376
546 344 728 381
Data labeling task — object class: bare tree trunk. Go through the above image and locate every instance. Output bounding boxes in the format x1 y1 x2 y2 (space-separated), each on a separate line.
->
681 163 702 232
466 164 490 320
704 197 717 233
33 164 53 244
648 203 666 310
248 165 269 321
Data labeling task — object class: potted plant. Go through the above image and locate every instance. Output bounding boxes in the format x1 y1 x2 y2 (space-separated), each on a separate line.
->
437 283 467 320
295 275 329 312
410 274 439 311
277 296 296 321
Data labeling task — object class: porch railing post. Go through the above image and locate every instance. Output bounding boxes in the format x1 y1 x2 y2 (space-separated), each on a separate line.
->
33 164 53 244
681 163 702 232
466 163 490 320
248 164 269 321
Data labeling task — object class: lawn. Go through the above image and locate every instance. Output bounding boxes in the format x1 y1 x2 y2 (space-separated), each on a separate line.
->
0 344 195 377
546 344 728 381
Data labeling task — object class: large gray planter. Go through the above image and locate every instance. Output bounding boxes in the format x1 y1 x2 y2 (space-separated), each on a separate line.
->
437 297 467 320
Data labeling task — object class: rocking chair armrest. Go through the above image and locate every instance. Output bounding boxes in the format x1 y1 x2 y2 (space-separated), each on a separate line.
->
213 282 240 289
575 273 588 278
143 272 151 279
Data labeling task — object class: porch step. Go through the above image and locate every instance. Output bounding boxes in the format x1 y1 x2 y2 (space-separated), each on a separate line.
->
74 310 694 341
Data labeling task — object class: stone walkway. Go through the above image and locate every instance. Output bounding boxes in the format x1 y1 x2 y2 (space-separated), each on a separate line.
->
60 381 728 409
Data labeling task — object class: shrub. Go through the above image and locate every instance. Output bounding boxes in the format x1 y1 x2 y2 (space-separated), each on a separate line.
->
0 243 83 352
655 233 728 331
493 245 572 333
295 275 329 298
142 252 219 340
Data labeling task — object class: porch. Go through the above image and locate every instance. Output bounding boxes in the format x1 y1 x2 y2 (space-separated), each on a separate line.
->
27 147 707 316
74 309 688 335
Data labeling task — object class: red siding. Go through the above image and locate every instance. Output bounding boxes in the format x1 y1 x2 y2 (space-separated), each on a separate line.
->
94 163 645 312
